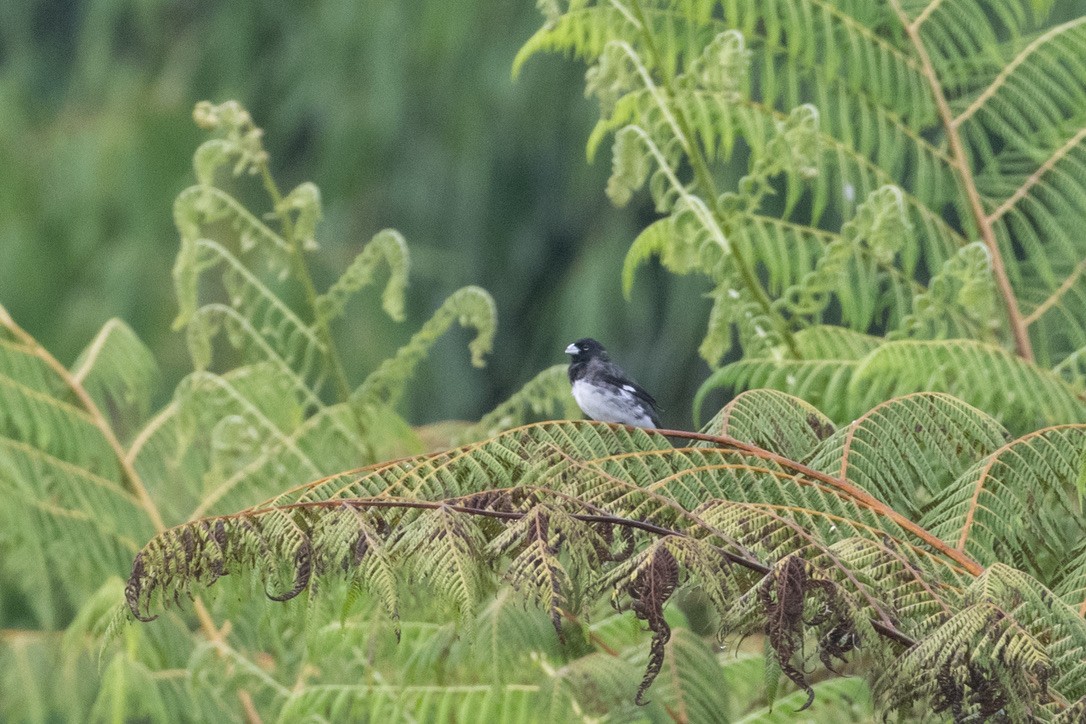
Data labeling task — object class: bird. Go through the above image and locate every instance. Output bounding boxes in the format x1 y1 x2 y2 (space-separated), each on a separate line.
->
564 338 661 429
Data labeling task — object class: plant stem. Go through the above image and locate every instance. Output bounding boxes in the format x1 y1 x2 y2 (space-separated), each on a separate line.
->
258 166 356 404
889 0 1033 361
655 426 985 575
626 0 802 359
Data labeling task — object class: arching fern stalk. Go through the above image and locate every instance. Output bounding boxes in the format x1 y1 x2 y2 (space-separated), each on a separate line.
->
127 391 1086 719
517 0 1086 432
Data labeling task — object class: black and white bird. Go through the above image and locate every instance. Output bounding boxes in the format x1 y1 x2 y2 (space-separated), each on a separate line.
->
565 338 661 429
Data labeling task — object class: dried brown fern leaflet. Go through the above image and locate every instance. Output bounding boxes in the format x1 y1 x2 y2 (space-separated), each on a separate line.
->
754 556 856 712
623 542 680 705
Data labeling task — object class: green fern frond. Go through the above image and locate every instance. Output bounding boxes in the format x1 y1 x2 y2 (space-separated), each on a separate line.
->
701 336 1086 432
393 505 490 620
921 424 1086 587
0 305 153 621
177 239 326 384
172 187 291 330
805 392 1010 520
700 388 835 462
891 241 999 341
355 285 497 408
316 228 410 323
70 319 159 439
877 563 1085 721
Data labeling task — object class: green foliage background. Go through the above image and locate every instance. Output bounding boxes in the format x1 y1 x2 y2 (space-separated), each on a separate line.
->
0 0 713 427
3 0 1086 721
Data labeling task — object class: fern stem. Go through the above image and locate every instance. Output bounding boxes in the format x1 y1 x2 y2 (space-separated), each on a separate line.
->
237 690 263 724
889 0 1033 362
257 165 355 405
654 427 985 576
624 0 802 359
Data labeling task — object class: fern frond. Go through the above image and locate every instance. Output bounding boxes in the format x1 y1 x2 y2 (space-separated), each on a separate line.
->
701 388 836 462
921 424 1086 586
701 336 1086 432
877 563 1085 721
806 392 1010 519
0 305 156 620
354 285 497 408
177 239 326 386
172 187 290 329
70 319 159 440
393 505 490 620
316 228 410 323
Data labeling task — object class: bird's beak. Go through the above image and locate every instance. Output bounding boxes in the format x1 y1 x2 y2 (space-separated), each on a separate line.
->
564 343 578 355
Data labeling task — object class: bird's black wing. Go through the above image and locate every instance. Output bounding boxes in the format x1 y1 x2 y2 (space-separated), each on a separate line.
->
598 370 661 414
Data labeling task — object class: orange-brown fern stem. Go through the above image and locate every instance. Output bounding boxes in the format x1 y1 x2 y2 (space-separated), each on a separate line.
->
655 427 985 576
889 0 1033 361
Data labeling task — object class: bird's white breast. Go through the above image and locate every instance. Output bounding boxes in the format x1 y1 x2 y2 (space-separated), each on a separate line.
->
571 379 656 428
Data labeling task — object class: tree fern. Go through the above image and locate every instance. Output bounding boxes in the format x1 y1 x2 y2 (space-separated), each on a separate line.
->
126 390 1086 719
517 0 1086 430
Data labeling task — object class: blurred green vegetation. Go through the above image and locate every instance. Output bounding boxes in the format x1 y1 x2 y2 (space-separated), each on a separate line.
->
0 0 711 427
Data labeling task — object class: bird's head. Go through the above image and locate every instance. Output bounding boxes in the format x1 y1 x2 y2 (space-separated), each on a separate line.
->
564 337 608 362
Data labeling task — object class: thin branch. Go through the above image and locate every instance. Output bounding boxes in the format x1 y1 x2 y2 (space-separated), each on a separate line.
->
888 0 1033 361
